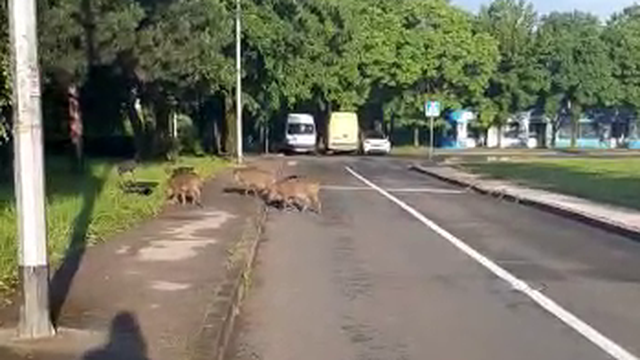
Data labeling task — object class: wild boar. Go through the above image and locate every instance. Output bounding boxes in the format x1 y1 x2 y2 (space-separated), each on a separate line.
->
171 166 196 177
268 177 321 213
232 167 276 196
168 173 203 206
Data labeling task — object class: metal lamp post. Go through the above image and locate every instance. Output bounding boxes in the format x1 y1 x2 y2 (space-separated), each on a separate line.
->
235 0 243 164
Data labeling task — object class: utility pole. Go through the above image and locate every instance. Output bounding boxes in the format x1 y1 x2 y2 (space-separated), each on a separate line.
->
8 0 55 338
235 0 243 164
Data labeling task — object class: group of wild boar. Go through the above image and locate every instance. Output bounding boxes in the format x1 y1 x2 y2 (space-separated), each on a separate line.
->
233 166 322 214
162 164 321 213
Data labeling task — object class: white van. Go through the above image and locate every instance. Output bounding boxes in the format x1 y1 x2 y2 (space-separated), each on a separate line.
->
284 113 317 153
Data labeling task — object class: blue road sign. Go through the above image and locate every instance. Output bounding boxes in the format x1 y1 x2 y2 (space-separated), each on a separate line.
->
425 101 441 117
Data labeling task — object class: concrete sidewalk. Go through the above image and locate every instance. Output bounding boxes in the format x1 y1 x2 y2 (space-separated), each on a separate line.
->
0 162 274 360
410 164 640 239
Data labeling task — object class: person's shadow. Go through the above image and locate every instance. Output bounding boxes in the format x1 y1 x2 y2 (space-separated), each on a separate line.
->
83 312 150 360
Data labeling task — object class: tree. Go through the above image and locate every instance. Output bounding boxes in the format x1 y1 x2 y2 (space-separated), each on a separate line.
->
541 93 564 146
606 5 640 119
475 99 499 146
536 11 618 147
19 0 630 157
37 0 146 162
37 0 236 158
478 0 545 147
137 0 234 154
1 0 10 177
1 0 10 145
376 0 499 144
241 0 374 149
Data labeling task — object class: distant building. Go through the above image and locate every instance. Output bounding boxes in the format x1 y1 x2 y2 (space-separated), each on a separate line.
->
440 110 476 149
439 107 639 149
486 111 549 149
554 108 638 149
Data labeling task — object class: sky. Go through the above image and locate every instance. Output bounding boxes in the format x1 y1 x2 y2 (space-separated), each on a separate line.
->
452 0 638 20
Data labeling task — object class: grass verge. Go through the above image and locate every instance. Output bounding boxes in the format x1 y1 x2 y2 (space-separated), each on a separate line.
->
0 156 227 295
390 146 430 157
462 158 640 211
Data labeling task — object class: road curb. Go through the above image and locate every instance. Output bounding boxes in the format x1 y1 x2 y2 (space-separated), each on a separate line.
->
409 164 640 242
188 201 267 360
218 203 267 360
189 159 288 360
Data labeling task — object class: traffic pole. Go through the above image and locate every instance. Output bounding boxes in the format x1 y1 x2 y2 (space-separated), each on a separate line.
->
429 115 434 161
8 0 55 338
235 0 243 164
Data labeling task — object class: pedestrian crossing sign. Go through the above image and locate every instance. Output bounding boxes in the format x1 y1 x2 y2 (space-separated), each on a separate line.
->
425 101 441 117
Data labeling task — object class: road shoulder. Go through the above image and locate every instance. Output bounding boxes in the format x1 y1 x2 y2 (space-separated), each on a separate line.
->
410 163 640 240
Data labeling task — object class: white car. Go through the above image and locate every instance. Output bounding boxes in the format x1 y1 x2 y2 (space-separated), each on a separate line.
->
361 130 391 155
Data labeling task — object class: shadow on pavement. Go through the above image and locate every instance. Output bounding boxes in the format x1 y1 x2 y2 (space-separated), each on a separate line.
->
82 312 150 360
49 166 111 325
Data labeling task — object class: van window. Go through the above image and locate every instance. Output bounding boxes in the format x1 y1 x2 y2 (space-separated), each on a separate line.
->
288 123 315 135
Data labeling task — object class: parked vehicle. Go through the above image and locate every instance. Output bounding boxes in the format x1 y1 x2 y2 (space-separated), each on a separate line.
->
361 130 391 155
326 112 359 153
284 114 317 153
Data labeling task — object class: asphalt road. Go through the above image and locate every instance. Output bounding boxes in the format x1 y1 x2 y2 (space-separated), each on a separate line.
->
228 156 640 360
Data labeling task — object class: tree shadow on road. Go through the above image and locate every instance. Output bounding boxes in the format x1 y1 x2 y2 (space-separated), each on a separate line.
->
83 311 150 360
48 166 111 325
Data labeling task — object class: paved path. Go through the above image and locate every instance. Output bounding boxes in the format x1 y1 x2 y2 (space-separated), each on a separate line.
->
0 166 267 360
229 156 640 360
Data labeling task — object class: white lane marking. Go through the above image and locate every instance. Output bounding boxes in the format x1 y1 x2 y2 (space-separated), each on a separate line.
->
322 185 464 194
345 166 638 360
389 188 465 194
321 186 371 191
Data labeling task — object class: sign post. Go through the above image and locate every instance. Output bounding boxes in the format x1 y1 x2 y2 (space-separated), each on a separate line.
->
424 101 441 161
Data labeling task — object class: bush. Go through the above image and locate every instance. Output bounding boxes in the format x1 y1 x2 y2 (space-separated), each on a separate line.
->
176 114 204 156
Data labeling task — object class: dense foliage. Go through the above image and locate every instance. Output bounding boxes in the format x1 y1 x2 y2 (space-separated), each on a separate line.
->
1 0 640 155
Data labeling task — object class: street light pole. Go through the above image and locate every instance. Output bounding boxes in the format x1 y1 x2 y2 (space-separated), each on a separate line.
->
8 0 55 338
235 0 243 164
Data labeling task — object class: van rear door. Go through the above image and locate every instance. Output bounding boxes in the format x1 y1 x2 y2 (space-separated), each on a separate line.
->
328 112 359 151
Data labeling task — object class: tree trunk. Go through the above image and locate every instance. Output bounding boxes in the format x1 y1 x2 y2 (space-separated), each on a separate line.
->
550 117 558 148
481 128 488 148
67 84 83 172
127 90 146 159
390 115 395 144
413 126 420 147
212 117 222 155
570 117 578 148
153 96 171 158
265 123 270 154
224 94 236 156
568 99 578 148
497 125 503 148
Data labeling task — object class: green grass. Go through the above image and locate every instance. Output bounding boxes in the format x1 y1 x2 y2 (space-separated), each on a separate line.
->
391 146 430 156
0 156 227 294
463 158 640 211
